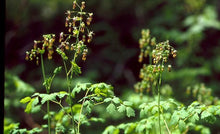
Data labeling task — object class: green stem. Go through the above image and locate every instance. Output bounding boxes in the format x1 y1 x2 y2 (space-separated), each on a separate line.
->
77 89 90 134
158 71 162 134
41 54 51 134
63 60 77 133
161 113 171 134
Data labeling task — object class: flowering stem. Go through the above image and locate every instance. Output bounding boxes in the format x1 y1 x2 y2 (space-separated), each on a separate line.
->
40 54 51 134
157 61 164 134
158 71 162 134
63 60 77 132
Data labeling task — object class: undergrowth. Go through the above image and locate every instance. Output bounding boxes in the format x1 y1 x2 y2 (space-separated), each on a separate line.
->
4 1 220 134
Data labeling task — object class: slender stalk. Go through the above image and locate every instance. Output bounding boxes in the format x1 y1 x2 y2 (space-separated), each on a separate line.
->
149 53 152 65
63 60 77 132
157 71 162 134
161 113 171 134
77 89 90 134
50 100 72 119
40 54 51 134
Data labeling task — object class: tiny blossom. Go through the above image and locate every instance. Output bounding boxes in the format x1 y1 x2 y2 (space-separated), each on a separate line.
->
81 1 85 9
73 1 76 9
80 22 85 33
65 17 69 27
87 31 94 43
72 17 76 26
59 32 64 42
66 10 71 19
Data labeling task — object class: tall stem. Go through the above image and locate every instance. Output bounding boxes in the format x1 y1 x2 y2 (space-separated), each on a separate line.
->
63 60 77 132
77 89 89 134
157 71 162 134
41 54 51 134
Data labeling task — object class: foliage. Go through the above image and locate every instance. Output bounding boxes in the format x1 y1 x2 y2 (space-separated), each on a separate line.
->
103 30 220 134
5 0 220 133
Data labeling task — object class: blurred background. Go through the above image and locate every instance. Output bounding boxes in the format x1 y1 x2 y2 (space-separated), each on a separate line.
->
5 0 220 133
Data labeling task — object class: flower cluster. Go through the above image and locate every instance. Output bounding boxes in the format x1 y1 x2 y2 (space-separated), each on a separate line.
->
134 65 159 94
25 1 94 64
152 40 177 64
135 29 177 95
25 34 55 65
58 1 94 61
138 29 156 63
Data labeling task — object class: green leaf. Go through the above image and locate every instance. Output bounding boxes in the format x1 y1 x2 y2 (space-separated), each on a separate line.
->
216 108 220 116
31 105 41 113
178 120 186 132
201 110 212 120
136 123 145 133
103 126 117 134
112 97 120 104
124 123 136 133
104 98 112 103
20 97 31 104
57 91 68 99
170 111 179 126
123 101 133 106
189 113 199 123
151 106 158 115
32 92 40 97
28 127 43 134
72 83 91 97
55 123 65 133
106 103 116 114
25 99 34 113
179 109 189 119
41 94 57 104
117 123 126 129
90 117 105 123
118 105 126 113
201 127 211 134
42 124 48 128
126 107 135 117
140 109 145 118
139 103 146 109
32 97 39 106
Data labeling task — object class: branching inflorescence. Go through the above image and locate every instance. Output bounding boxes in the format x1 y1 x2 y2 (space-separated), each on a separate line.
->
25 1 94 66
135 29 177 96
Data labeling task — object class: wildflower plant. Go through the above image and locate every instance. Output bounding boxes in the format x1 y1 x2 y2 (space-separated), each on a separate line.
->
136 29 177 133
14 1 137 134
22 1 95 133
103 29 220 134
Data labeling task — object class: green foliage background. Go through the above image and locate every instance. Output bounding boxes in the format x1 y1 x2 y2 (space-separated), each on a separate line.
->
5 0 220 133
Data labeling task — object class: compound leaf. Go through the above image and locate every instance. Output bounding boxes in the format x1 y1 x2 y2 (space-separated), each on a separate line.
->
106 103 116 114
41 93 57 104
123 101 133 106
178 120 186 132
118 105 126 113
126 107 135 117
